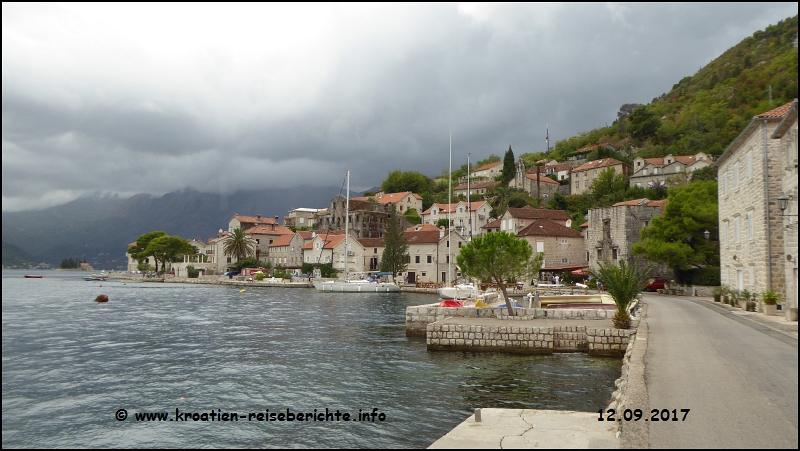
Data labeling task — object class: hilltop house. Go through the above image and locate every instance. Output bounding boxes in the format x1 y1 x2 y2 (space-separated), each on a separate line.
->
469 161 503 183
716 101 795 309
284 208 325 229
629 152 713 188
316 194 413 239
352 191 423 215
571 158 630 195
496 206 572 234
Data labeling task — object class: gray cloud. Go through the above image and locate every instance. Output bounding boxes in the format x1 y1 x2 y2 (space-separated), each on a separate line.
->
2 3 797 211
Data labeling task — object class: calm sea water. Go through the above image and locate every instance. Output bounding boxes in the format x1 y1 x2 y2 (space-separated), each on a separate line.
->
2 270 621 448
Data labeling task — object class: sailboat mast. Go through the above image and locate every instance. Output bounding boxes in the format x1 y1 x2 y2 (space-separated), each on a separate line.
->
467 153 471 241
448 133 452 287
344 170 349 281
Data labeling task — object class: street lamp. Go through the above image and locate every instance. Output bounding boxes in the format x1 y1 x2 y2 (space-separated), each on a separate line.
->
777 194 798 217
703 229 710 241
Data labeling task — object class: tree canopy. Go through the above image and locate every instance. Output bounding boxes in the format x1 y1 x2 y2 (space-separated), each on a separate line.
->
632 180 719 270
144 235 195 271
128 231 167 267
380 205 409 281
501 146 516 187
456 231 544 316
590 259 651 329
222 228 256 263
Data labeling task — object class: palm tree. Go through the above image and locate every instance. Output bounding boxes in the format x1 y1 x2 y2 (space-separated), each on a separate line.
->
222 228 256 264
590 259 651 329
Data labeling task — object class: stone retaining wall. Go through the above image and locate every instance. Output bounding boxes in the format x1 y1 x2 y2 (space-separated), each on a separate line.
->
426 322 635 357
407 304 615 336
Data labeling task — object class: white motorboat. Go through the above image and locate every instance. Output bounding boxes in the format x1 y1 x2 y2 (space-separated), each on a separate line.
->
438 283 479 300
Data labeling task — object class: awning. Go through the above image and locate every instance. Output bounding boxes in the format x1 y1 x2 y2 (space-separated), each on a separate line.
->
375 272 393 276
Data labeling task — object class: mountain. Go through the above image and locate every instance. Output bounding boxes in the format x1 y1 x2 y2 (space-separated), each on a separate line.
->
2 241 40 267
547 15 798 160
1 187 343 270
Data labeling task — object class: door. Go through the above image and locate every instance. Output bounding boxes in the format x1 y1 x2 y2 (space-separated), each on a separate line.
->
407 272 416 283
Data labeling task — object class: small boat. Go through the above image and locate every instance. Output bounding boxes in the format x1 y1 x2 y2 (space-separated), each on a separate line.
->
438 283 479 300
83 276 106 281
24 275 43 279
439 299 463 308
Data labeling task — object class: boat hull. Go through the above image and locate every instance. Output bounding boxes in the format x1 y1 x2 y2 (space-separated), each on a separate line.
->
438 285 478 300
313 281 401 292
24 275 43 279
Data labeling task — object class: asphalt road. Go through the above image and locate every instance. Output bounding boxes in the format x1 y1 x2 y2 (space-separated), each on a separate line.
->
644 294 798 449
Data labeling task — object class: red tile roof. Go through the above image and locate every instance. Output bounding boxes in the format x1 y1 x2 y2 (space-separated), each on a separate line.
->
357 237 386 247
407 224 440 232
351 192 422 205
421 200 488 215
756 101 795 118
506 206 571 221
576 145 599 153
517 219 583 238
611 198 668 211
472 161 502 172
245 224 294 236
297 231 315 240
572 158 626 172
483 219 502 229
302 235 347 250
524 173 559 184
268 235 294 247
233 214 276 225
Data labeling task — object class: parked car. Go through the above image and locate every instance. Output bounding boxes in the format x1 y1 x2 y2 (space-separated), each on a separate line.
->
645 276 669 291
223 271 239 279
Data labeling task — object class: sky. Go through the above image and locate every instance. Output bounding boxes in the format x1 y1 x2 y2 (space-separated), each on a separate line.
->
2 3 797 212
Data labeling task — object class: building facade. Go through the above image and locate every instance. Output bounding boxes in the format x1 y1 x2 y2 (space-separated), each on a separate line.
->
516 219 586 270
420 200 492 238
586 199 669 275
717 102 792 298
629 152 713 188
571 158 630 195
773 101 798 312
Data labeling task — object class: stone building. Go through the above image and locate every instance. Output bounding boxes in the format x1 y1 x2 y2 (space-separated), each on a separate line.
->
716 101 793 299
773 100 798 314
629 152 713 188
511 172 560 201
497 206 572 234
571 158 630 195
351 191 423 215
420 200 492 238
453 181 500 198
586 198 669 276
516 219 586 269
284 208 324 229
403 226 466 284
315 195 412 239
302 233 367 276
268 232 309 274
357 237 386 272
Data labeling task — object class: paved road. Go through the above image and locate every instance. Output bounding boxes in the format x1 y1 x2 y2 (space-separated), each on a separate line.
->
644 294 797 448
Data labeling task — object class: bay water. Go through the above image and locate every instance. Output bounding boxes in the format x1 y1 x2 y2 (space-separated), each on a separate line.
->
2 270 620 448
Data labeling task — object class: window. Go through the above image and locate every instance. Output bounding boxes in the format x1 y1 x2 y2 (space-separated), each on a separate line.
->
749 267 755 289
747 212 753 240
733 163 739 188
374 248 377 254
427 255 432 264
734 217 740 243
746 153 752 179
597 249 602 260
561 238 568 244
561 257 569 264
722 172 727 195
723 222 728 246
415 255 420 264
612 248 618 260
675 165 681 173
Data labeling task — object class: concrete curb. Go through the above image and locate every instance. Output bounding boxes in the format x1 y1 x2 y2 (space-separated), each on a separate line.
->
619 303 649 449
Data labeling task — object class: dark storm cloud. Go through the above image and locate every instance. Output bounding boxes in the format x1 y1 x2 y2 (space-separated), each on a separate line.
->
2 3 797 211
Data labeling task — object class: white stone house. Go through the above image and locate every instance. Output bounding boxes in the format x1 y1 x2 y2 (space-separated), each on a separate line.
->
469 161 503 183
629 152 713 188
497 206 572 235
420 200 492 238
403 225 466 284
571 158 630 195
773 100 798 313
302 233 367 278
516 218 587 270
268 232 307 274
716 102 796 306
453 181 500 198
284 208 325 229
717 101 793 299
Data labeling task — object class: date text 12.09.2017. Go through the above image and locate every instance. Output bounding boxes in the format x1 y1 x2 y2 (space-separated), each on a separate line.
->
598 408 690 422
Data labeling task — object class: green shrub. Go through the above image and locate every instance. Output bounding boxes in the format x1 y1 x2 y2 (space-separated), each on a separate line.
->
761 290 781 306
255 272 265 281
692 267 720 286
186 265 200 278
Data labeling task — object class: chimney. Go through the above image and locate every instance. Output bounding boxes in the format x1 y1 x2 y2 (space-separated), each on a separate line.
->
312 231 316 238
275 216 279 224
439 226 445 239
257 214 261 220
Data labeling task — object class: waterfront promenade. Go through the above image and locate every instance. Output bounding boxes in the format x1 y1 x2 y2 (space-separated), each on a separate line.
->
429 294 797 448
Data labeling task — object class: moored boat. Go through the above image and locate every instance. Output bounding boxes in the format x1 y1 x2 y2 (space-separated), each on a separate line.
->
24 275 43 278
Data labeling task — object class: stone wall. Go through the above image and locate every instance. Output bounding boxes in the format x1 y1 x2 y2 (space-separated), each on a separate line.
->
425 322 635 357
406 304 615 337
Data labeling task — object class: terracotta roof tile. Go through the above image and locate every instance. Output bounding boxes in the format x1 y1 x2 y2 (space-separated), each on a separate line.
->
613 198 650 207
472 161 502 172
483 219 502 229
524 174 559 184
245 224 294 236
268 235 294 247
756 101 794 118
407 224 440 232
517 219 583 238
572 158 626 173
357 237 386 247
506 206 571 220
